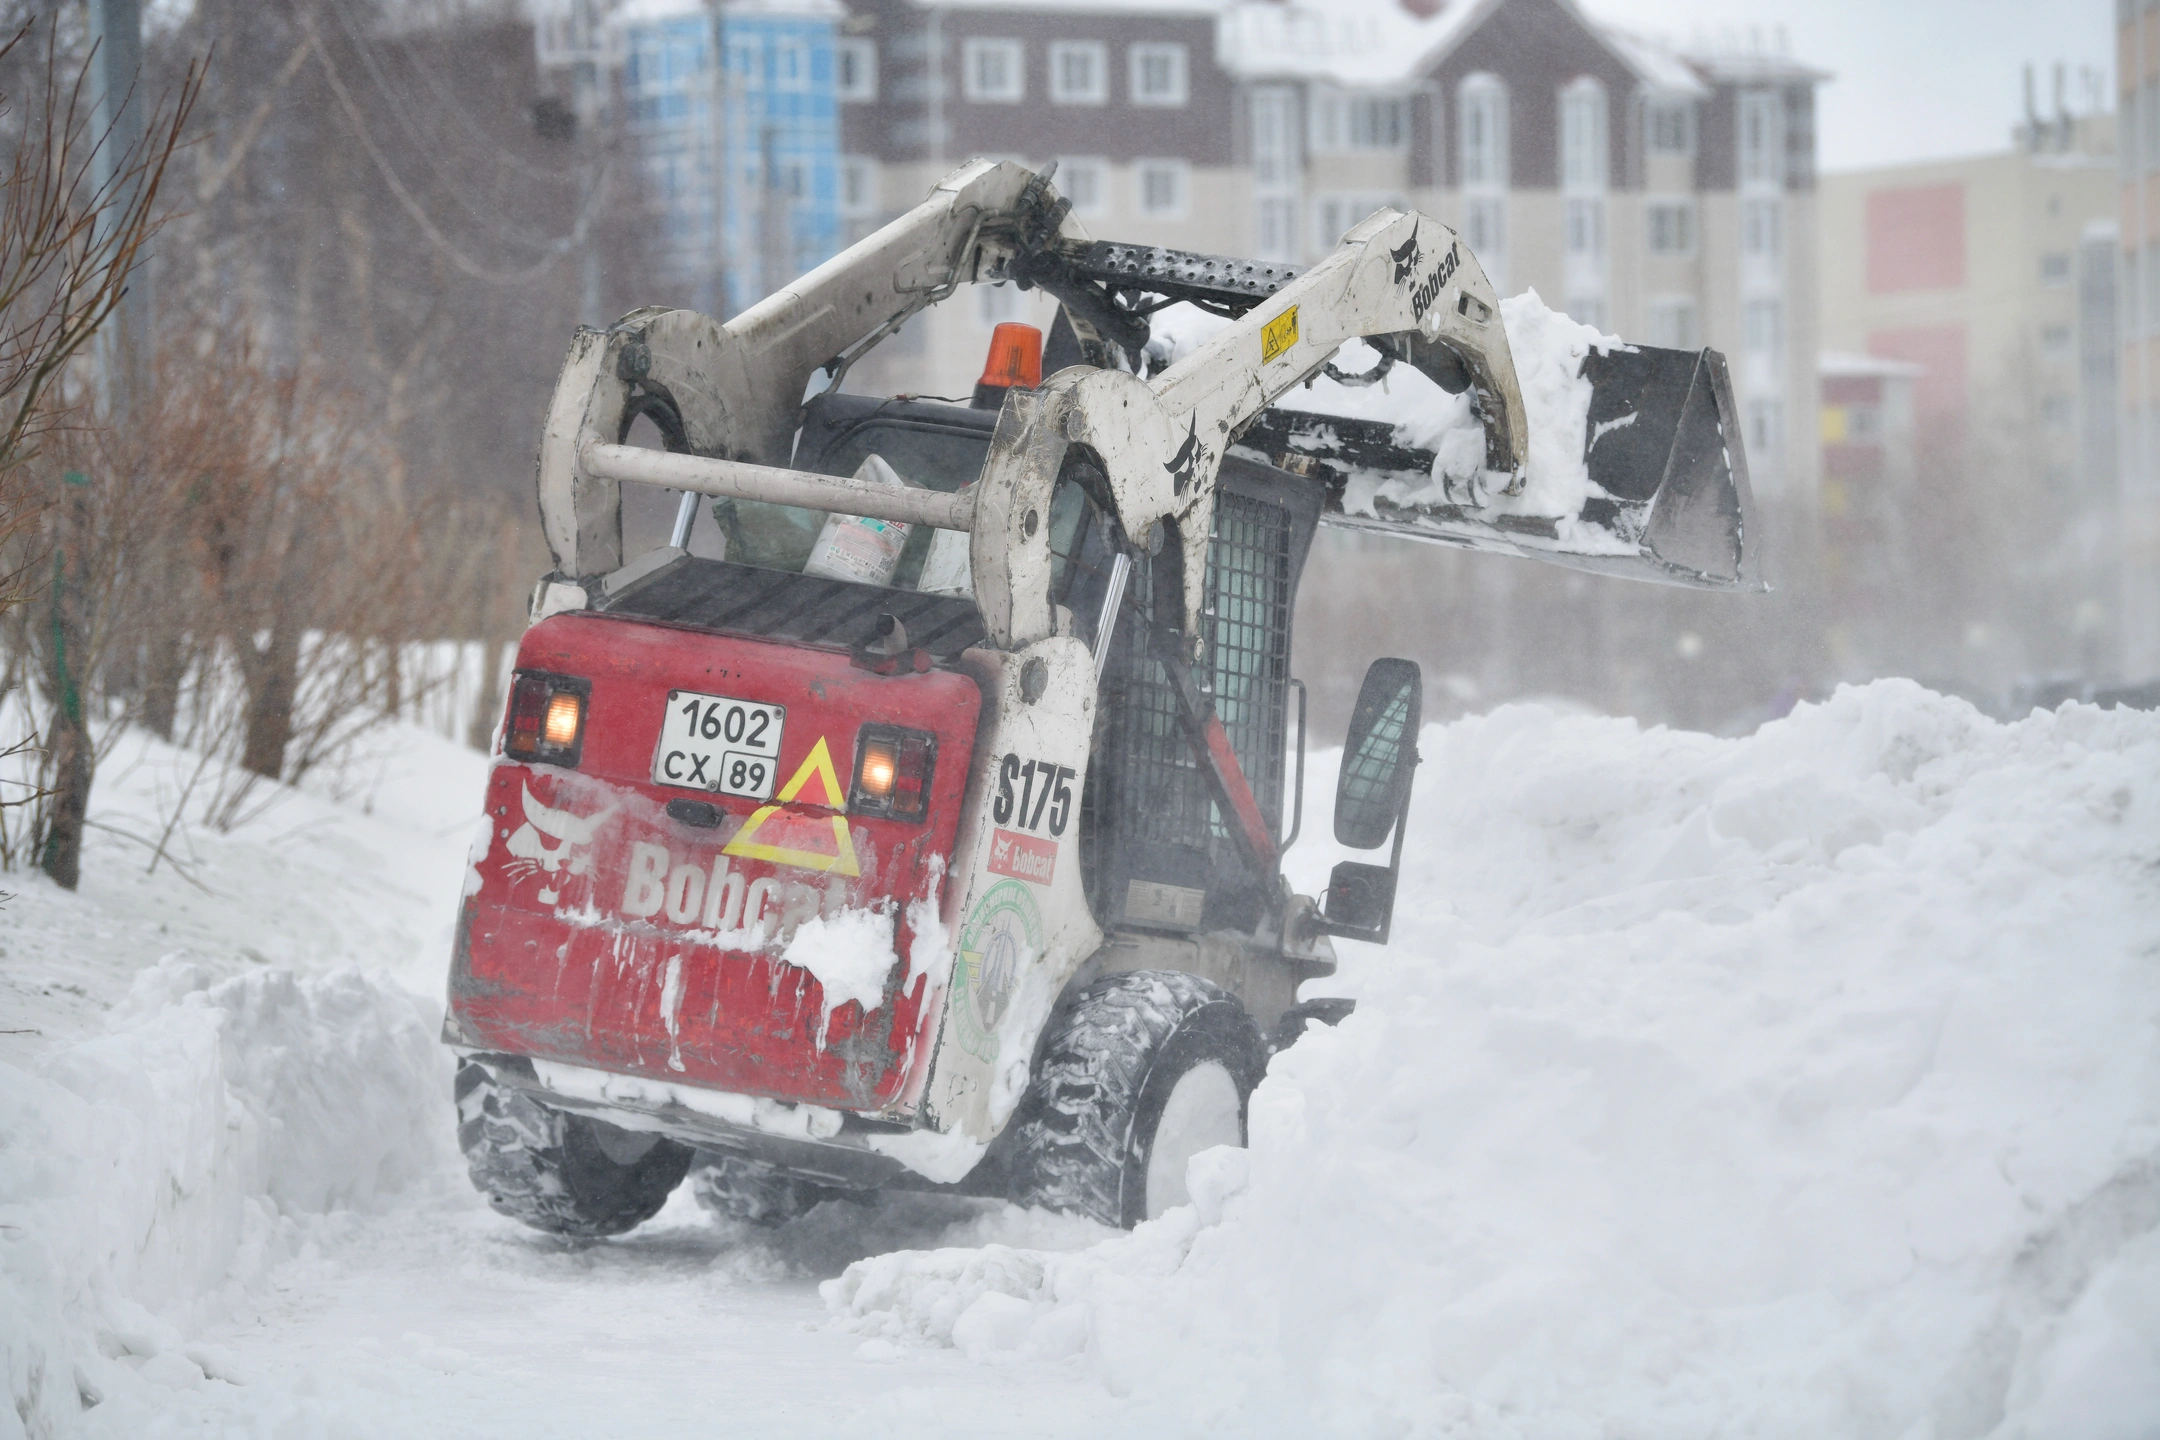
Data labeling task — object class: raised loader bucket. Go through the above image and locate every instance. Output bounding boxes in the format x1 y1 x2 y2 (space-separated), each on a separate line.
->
1241 345 1759 591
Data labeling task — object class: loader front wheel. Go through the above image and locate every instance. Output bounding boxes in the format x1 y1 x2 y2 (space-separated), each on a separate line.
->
1003 971 1265 1229
455 1061 692 1238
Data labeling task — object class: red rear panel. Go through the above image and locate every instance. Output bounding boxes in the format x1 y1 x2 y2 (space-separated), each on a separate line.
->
448 613 981 1112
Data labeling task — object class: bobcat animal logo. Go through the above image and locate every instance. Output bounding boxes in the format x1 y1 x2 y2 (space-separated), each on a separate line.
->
503 783 616 904
1390 223 1423 285
1165 415 1202 495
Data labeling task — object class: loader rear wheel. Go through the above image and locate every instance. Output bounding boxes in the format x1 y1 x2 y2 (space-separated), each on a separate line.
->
688 1153 836 1227
455 1061 692 1238
1003 971 1266 1229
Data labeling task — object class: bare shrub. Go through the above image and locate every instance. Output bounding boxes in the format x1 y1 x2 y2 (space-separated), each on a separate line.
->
0 17 199 887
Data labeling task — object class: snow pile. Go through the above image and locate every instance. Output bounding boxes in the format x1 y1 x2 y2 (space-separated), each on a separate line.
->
1151 288 1622 522
0 960 453 1433
827 682 2160 1437
0 720 483 1438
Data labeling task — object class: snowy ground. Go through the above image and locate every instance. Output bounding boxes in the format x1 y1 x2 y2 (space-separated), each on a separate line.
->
5 682 2160 1438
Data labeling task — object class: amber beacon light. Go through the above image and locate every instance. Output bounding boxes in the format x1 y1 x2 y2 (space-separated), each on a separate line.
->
972 322 1043 408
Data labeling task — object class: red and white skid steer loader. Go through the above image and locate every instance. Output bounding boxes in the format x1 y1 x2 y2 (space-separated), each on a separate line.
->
445 160 1757 1233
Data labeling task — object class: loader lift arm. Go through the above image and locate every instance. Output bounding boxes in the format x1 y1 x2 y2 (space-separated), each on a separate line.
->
536 159 1752 656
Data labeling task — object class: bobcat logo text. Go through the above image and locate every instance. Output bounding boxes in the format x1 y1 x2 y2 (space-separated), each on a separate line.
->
1409 241 1461 323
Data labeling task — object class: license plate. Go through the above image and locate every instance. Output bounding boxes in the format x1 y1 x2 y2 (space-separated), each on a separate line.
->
653 691 786 799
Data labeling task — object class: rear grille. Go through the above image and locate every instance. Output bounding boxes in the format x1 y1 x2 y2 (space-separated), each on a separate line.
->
597 556 988 660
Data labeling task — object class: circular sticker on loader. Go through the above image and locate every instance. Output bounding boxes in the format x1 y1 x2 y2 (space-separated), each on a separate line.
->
953 879 1041 1061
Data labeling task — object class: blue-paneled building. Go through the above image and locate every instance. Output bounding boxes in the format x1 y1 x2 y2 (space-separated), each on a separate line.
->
617 0 843 317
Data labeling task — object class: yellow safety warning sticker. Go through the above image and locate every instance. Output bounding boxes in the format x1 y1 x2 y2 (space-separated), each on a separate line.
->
723 736 860 876
1262 305 1299 364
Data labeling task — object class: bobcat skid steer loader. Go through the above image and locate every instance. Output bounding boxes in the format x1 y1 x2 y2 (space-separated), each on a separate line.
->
444 160 1757 1234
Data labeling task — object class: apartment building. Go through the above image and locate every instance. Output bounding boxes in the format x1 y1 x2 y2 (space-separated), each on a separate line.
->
537 0 1825 516
598 0 845 317
1818 93 2120 677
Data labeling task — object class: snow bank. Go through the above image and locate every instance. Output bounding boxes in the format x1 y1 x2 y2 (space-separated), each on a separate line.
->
0 960 453 1436
827 682 2160 1437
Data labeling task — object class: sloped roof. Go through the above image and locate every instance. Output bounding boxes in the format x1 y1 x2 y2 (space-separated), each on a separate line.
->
1218 0 1718 98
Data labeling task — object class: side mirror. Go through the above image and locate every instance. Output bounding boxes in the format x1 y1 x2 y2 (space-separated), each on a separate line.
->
1321 658 1421 945
1334 657 1421 849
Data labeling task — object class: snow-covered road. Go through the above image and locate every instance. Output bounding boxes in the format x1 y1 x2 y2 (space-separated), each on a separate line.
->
153 1193 1129 1439
7 683 2160 1438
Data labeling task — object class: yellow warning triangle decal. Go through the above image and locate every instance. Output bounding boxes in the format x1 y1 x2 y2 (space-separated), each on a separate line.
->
723 735 860 877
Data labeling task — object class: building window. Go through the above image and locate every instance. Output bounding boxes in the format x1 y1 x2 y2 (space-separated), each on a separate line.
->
1646 99 1694 156
1647 199 1694 257
1646 296 1698 349
1745 298 1782 354
1310 90 1408 151
2040 323 2073 358
963 39 1024 103
1252 84 1300 263
1057 156 1107 216
1748 398 1784 457
2041 394 2074 430
1458 74 1508 189
1257 197 1298 262
772 38 809 91
1138 159 1188 217
836 38 877 102
2127 249 2144 339
2127 83 2141 178
1049 41 1107 104
1559 77 1608 191
1314 193 1402 252
2148 241 2160 332
1565 197 1605 257
1252 85 1300 188
1739 90 1784 189
1567 297 1608 331
840 155 875 216
1129 43 1189 107
1462 196 1506 292
2147 77 2160 175
1743 197 1782 259
2039 251 2072 287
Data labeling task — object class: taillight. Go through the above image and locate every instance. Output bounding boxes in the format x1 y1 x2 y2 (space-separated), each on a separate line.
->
848 724 936 823
504 670 591 768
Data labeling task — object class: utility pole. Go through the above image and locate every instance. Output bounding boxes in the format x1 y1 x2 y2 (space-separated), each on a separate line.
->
571 0 606 326
89 0 151 422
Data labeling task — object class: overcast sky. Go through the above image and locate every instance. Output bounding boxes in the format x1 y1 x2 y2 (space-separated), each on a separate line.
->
1578 0 2116 174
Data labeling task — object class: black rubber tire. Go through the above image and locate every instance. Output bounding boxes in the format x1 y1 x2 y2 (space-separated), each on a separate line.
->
687 1152 836 1226
455 1061 693 1238
1002 971 1266 1229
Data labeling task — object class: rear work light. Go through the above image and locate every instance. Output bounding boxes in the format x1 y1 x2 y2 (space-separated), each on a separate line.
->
504 670 592 768
848 724 936 823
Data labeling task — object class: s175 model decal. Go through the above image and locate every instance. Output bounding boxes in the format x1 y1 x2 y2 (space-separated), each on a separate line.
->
992 753 1075 836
